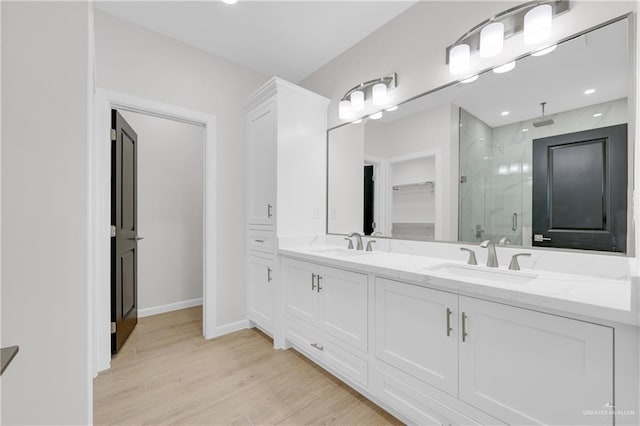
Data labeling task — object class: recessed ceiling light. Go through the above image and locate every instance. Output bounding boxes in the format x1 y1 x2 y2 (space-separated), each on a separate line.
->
584 89 596 95
461 75 479 84
522 128 529 132
531 45 557 56
593 113 603 118
493 61 516 74
352 119 362 124
221 0 238 4
385 105 398 112
369 111 383 120
501 111 510 116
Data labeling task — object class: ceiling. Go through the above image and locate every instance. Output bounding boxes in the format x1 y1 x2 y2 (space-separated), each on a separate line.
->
377 18 629 128
95 0 416 82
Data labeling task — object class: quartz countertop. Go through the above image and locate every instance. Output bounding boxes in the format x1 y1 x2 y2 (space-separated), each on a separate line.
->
279 245 639 326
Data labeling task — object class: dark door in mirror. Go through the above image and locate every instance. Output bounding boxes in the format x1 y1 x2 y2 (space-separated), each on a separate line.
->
532 124 627 253
363 165 375 235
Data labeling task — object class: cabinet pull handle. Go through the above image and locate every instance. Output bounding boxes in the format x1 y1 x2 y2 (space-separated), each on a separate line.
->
317 275 323 292
254 239 264 243
512 213 518 232
310 343 324 351
446 308 452 337
461 312 468 342
267 203 273 218
267 267 272 283
311 273 317 291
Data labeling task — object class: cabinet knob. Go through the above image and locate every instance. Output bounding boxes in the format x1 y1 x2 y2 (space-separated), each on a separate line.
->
317 275 323 292
267 267 272 283
311 273 317 291
267 203 273 218
446 308 453 337
462 312 468 342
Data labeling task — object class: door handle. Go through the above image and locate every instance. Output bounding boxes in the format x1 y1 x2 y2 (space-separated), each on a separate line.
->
534 234 552 242
461 312 468 342
311 273 317 291
267 267 272 283
512 213 518 232
127 236 144 241
267 203 273 218
446 308 453 337
317 275 323 292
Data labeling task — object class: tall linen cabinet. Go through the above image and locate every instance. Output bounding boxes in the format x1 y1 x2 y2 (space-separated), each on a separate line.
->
243 77 329 340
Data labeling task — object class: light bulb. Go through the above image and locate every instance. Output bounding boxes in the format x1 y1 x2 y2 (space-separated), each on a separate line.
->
369 111 383 120
385 105 398 112
524 4 552 45
372 83 387 106
352 119 362 124
531 45 557 56
338 100 354 120
480 22 504 58
350 90 364 112
221 0 237 4
449 44 470 76
461 75 479 84
493 61 515 74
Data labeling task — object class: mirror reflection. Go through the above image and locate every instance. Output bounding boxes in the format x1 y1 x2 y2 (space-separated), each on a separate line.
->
327 18 631 253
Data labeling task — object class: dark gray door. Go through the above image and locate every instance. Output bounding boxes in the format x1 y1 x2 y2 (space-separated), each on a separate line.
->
363 165 375 235
532 124 627 253
111 110 139 353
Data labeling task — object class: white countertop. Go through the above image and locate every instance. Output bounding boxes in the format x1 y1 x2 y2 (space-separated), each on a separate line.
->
279 245 639 326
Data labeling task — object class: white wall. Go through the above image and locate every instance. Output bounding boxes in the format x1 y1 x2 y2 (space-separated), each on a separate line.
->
327 123 365 234
1 2 91 424
94 11 267 326
119 111 204 312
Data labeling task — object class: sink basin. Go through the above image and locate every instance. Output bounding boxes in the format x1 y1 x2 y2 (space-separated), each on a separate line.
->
426 263 538 285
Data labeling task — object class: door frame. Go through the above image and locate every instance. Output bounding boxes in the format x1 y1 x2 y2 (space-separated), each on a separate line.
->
91 89 217 375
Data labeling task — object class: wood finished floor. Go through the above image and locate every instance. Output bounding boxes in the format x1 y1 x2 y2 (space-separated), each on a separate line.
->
94 307 401 425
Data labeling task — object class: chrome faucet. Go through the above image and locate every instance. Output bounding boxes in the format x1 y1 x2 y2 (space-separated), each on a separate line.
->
480 240 499 268
348 232 364 251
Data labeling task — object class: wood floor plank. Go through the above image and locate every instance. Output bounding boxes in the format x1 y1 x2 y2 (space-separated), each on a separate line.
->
94 306 401 425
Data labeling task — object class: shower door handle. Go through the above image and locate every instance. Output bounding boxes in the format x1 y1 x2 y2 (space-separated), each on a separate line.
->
512 213 518 232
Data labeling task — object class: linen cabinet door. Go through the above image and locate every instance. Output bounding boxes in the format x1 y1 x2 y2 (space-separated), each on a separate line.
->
317 266 368 352
458 296 613 426
247 255 274 333
374 278 459 396
282 258 318 326
247 101 276 226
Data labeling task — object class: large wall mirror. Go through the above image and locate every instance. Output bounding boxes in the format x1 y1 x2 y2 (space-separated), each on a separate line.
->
327 17 633 254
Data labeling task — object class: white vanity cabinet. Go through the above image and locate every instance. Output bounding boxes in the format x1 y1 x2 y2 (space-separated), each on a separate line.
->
282 258 368 352
458 296 614 426
374 277 459 396
247 255 274 331
243 78 329 335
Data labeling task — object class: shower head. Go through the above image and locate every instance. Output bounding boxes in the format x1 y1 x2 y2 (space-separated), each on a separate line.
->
533 102 554 127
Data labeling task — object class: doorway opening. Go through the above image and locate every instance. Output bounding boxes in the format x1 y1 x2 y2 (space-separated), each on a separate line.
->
92 90 217 373
110 109 206 353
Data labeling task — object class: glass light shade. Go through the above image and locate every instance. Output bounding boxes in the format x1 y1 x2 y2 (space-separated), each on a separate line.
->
221 0 238 4
338 100 354 119
350 90 365 112
461 75 478 84
449 44 470 75
372 83 387 106
369 111 383 120
531 44 557 56
493 61 516 74
385 105 398 112
480 22 504 58
524 4 552 45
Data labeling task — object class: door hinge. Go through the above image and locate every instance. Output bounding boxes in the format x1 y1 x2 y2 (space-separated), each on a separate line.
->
110 129 117 141
110 225 116 237
111 322 116 334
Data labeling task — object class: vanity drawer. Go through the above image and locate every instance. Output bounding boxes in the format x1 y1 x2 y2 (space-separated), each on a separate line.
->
286 317 368 388
247 228 275 254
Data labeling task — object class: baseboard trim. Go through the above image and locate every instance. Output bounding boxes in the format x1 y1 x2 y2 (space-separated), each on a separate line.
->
138 298 203 318
214 319 251 337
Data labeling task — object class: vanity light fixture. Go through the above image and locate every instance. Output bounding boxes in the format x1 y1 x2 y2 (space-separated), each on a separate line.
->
385 105 398 112
531 44 557 56
221 0 238 4
338 73 397 120
369 111 383 120
461 75 479 84
493 61 516 74
445 1 569 76
584 88 596 95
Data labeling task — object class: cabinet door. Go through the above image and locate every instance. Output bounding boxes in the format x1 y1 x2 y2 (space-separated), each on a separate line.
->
282 258 318 326
247 101 276 225
247 256 274 332
459 296 613 426
317 266 368 352
375 278 459 396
